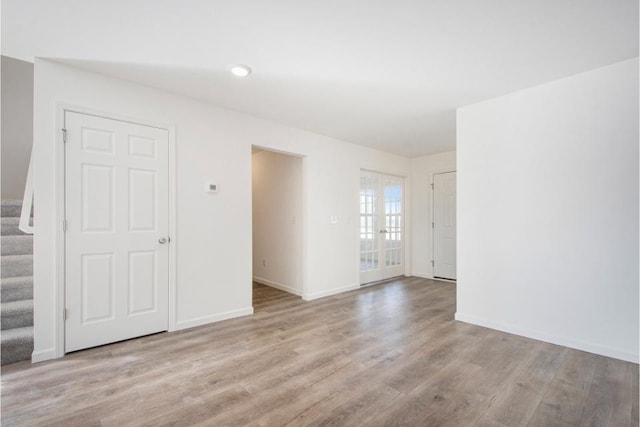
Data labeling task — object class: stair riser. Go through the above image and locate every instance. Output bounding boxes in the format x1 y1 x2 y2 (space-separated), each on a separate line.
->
1 236 33 256
1 285 33 303
1 310 33 330
1 205 22 218
1 338 33 364
1 258 33 278
1 221 23 236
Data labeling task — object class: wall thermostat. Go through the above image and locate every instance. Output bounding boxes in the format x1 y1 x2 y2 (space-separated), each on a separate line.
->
206 183 218 193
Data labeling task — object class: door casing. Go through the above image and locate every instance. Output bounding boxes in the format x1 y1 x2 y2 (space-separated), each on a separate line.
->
53 104 177 359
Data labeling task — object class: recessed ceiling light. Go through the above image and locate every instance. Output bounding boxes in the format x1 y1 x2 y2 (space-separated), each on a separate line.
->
230 64 252 77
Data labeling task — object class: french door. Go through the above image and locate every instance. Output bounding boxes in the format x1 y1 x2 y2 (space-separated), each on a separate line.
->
359 171 404 284
64 111 170 352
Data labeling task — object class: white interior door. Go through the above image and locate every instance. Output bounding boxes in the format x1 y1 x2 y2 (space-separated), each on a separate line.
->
64 111 170 353
360 171 404 284
433 171 457 280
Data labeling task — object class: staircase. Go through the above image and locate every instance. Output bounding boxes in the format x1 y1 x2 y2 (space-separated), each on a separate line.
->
1 199 33 364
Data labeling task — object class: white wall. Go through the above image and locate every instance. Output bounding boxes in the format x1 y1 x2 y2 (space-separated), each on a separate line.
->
1 56 34 199
252 149 303 295
33 59 411 361
456 58 639 363
410 151 456 278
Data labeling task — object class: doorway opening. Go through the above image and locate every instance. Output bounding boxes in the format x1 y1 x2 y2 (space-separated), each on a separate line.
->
359 170 404 285
432 171 457 281
251 146 304 309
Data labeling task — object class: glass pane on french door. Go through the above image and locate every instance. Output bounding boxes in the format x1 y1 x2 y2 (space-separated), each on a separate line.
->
360 172 379 273
384 176 403 268
359 171 404 284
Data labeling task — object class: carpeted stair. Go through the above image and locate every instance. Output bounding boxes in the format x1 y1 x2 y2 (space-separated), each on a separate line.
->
1 200 33 364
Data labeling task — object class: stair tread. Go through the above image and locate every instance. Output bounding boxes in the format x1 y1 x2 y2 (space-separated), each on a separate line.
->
1 254 33 261
1 218 26 237
1 276 33 303
0 200 22 207
1 235 33 253
2 235 32 240
1 299 33 312
1 276 33 286
1 326 33 340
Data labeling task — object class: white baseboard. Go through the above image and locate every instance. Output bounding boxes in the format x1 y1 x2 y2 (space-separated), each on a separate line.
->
253 276 302 296
431 277 456 284
412 273 456 284
32 347 57 363
303 283 359 301
455 312 639 364
175 307 254 331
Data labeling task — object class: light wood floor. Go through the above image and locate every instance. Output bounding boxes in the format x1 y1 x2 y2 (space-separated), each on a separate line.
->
1 277 638 426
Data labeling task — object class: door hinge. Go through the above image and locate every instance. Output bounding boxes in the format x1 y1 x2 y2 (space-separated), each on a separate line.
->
62 219 67 232
430 183 434 189
431 260 435 267
61 128 67 143
63 308 68 320
432 222 435 229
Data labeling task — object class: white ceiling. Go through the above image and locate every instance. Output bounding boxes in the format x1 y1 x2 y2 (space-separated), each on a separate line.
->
2 0 638 157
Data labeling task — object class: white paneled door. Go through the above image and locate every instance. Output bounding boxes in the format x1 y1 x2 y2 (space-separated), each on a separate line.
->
64 112 170 352
360 171 404 284
433 171 457 280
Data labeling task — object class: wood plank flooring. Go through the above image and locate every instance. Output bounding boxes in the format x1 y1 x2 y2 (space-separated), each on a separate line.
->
1 277 637 426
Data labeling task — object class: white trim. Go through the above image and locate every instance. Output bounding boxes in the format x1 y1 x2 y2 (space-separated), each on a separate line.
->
411 273 456 284
432 277 456 284
175 307 254 330
411 272 433 279
301 156 309 299
52 103 177 361
32 348 57 363
54 104 66 359
253 276 302 296
430 168 456 279
19 155 35 234
303 283 359 301
167 126 178 332
455 312 639 364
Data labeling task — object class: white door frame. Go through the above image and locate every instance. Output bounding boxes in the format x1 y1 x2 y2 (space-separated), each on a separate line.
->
53 103 177 358
430 168 456 280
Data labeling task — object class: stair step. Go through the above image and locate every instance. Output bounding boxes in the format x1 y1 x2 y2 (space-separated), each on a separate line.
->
1 234 33 256
1 218 24 236
1 276 33 303
1 255 33 278
1 200 22 218
1 326 33 364
1 299 33 330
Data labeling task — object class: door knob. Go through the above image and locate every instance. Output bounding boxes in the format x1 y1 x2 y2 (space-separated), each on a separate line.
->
158 237 168 244
379 229 388 234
